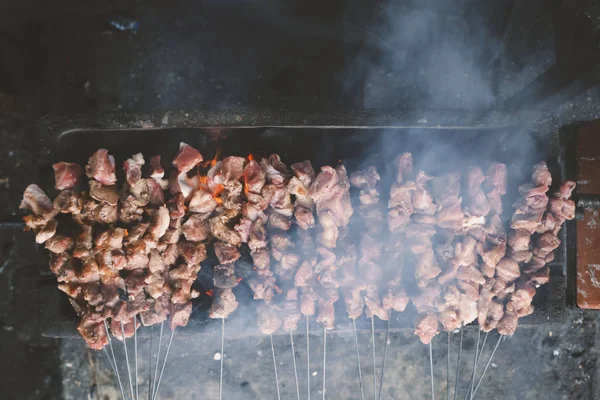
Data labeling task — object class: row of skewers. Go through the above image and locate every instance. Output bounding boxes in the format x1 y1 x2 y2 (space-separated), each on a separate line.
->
20 143 575 399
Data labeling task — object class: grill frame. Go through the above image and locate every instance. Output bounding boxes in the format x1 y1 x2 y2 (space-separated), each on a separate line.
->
16 109 569 338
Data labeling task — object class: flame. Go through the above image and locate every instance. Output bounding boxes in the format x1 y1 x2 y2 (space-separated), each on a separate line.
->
248 153 254 161
201 152 219 168
123 229 129 236
317 275 321 281
237 277 243 283
275 285 282 294
206 290 213 297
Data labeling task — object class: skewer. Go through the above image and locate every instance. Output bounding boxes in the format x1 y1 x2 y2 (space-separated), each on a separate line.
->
371 317 376 400
290 330 301 400
270 333 281 400
121 320 135 400
103 320 127 400
463 332 488 400
352 319 366 400
148 325 154 400
429 339 435 400
322 328 327 400
134 319 139 400
306 315 311 400
152 326 176 400
452 324 464 400
151 321 164 398
471 335 502 399
468 330 480 400
219 318 225 400
377 313 391 400
447 333 450 400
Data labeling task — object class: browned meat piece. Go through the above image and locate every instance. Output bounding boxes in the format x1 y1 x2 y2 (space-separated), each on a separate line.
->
261 154 289 186
248 273 275 302
118 195 144 223
88 180 118 206
415 313 439 344
210 210 242 246
35 219 57 244
281 299 302 331
213 264 238 289
251 248 271 270
497 312 518 336
413 171 436 214
412 282 441 313
478 299 504 333
310 166 339 203
316 298 336 330
294 206 315 230
170 301 193 330
536 212 557 234
388 181 415 210
350 166 380 191
316 211 339 248
514 184 549 214
58 282 82 298
46 235 74 254
291 160 316 187
268 213 292 231
344 290 364 320
257 304 282 335
436 201 464 230
382 287 409 312
140 295 169 326
508 249 533 263
125 241 149 270
243 160 266 193
215 242 241 264
167 193 186 220
172 142 203 173
510 212 543 234
508 229 530 251
147 178 166 208
182 214 210 242
21 184 55 218
148 155 165 178
295 262 314 287
110 317 139 340
555 180 576 200
218 156 246 182
485 162 507 195
527 267 550 286
431 174 461 207
495 257 520 282
122 153 144 186
53 162 83 190
388 207 412 232
124 268 147 295
532 161 552 187
209 288 239 319
477 242 506 278
188 189 218 214
364 287 389 320
86 149 116 186
146 206 169 240
78 314 108 350
415 250 441 281
549 197 576 222
53 189 83 214
300 288 318 316
395 152 413 183
79 258 101 284
178 242 206 265
148 249 166 274
456 265 485 285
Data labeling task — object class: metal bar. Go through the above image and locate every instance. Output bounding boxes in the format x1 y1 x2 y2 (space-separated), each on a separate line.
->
148 325 153 400
377 314 391 400
452 324 464 400
291 330 301 400
121 321 135 400
469 330 481 400
447 333 450 400
151 321 164 398
352 319 366 400
104 320 127 400
219 318 225 400
152 327 176 400
371 317 376 400
270 333 281 400
471 335 502 399
307 315 311 400
134 321 139 400
322 328 327 400
430 340 435 400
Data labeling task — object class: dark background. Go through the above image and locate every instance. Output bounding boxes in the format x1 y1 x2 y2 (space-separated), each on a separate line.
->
0 0 599 399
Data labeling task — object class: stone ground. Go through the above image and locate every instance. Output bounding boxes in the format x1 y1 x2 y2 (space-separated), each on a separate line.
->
1 1 600 399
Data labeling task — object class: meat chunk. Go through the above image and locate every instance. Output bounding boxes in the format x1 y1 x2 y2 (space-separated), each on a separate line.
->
45 235 74 253
495 257 521 282
291 161 316 187
21 184 55 218
89 180 119 205
36 219 57 244
188 189 218 214
170 301 193 330
415 313 439 344
86 149 116 186
172 142 203 173
53 162 83 190
532 161 552 187
54 190 83 214
123 153 145 186
182 214 211 242
214 242 241 264
209 289 239 319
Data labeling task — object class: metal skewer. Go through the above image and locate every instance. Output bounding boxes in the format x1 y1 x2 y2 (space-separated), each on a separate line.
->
151 321 164 398
429 339 435 400
371 317 376 400
121 320 135 400
219 318 225 400
452 324 464 400
103 320 127 400
352 319 366 400
377 313 391 400
270 333 281 400
468 330 480 400
134 319 139 400
290 330 301 400
152 326 176 400
148 325 154 400
471 335 502 399
322 328 327 400
306 315 311 400
447 332 450 400
463 332 488 400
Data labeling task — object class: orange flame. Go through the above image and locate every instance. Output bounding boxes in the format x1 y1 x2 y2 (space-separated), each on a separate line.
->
275 285 282 294
206 290 214 297
237 277 243 283
201 152 219 168
248 153 254 161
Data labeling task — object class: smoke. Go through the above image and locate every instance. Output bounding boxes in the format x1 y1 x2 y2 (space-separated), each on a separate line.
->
342 0 502 110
